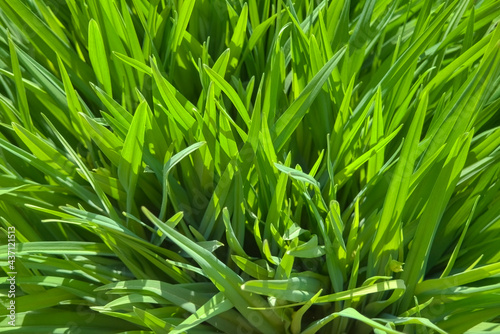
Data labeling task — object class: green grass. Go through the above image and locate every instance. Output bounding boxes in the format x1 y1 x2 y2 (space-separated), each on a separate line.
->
0 0 500 333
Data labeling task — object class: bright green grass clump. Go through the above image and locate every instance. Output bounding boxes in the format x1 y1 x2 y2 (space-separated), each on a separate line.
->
1 0 500 333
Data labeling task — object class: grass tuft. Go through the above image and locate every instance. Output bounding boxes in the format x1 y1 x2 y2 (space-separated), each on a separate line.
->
1 0 500 333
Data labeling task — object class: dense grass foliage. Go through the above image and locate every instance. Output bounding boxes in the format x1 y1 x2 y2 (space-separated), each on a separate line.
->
1 0 500 333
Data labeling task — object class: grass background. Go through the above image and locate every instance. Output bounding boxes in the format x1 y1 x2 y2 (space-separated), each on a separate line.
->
0 0 500 333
